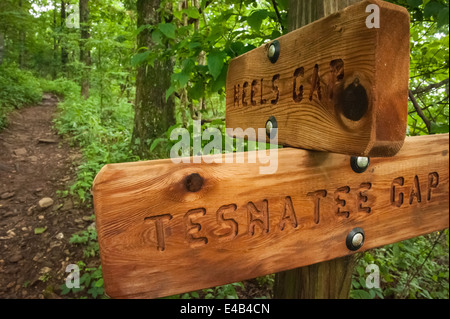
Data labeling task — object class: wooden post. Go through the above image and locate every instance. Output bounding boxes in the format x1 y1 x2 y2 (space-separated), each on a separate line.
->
273 0 362 299
288 0 362 31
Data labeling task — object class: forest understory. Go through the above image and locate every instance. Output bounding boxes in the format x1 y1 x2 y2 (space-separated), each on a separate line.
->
0 0 448 300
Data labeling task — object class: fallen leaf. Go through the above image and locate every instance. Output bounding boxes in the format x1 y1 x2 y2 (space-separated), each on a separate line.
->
34 227 47 235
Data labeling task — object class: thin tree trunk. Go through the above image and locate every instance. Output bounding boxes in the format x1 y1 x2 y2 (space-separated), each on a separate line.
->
79 0 91 99
61 1 68 72
273 0 361 299
52 7 57 79
0 31 4 66
132 0 175 158
18 0 25 68
194 0 206 114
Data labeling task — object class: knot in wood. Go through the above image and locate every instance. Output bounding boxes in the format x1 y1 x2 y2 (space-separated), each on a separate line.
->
185 173 204 192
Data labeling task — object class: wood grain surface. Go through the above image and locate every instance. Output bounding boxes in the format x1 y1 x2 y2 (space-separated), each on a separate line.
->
226 0 410 157
93 134 449 299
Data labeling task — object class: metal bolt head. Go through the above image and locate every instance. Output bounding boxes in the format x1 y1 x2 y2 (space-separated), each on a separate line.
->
265 116 278 139
267 40 280 63
352 233 364 247
356 157 369 169
346 227 365 251
265 120 273 136
350 156 370 173
268 44 276 58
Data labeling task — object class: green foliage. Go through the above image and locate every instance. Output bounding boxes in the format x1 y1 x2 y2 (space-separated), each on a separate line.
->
388 0 449 135
39 78 81 98
0 65 42 129
130 0 286 113
203 283 244 299
352 231 449 299
69 227 99 258
166 282 244 299
60 262 106 299
53 87 138 204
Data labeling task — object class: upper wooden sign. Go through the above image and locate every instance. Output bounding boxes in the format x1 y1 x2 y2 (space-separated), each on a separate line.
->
93 134 449 299
226 0 410 157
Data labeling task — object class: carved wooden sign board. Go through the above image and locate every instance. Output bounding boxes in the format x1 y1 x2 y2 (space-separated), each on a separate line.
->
92 0 449 299
93 134 449 298
226 0 410 157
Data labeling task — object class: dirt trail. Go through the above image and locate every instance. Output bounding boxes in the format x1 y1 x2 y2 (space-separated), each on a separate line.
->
0 94 89 299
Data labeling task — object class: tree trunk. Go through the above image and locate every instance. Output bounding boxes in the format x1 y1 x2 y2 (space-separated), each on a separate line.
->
61 1 68 72
0 31 4 66
79 0 91 99
132 0 175 158
18 0 25 68
52 6 57 79
273 0 361 299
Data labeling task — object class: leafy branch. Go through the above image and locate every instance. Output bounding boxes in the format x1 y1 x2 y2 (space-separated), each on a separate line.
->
412 78 449 95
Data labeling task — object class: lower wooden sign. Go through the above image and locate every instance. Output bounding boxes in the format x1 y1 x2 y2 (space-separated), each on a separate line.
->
93 134 449 299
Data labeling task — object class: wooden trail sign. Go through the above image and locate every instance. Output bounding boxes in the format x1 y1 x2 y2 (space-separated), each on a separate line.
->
93 134 449 299
226 0 410 157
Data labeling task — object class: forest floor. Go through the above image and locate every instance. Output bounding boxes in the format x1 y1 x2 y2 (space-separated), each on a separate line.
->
0 94 90 299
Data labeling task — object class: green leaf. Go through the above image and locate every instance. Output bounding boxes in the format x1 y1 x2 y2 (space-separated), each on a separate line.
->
60 284 71 295
247 10 268 32
424 1 443 18
80 273 91 287
191 291 200 298
172 71 190 88
207 50 227 80
188 80 204 100
158 23 176 39
188 42 202 50
95 278 104 288
229 41 245 57
278 0 289 11
211 64 228 92
239 44 256 55
34 227 47 235
183 7 201 19
437 7 449 27
150 138 165 152
152 29 163 45
407 0 422 8
351 289 372 299
211 118 225 126
166 123 182 139
131 51 150 67
430 122 449 134
165 85 175 102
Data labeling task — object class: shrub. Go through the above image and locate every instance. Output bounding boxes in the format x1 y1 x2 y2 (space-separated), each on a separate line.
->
0 65 42 129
